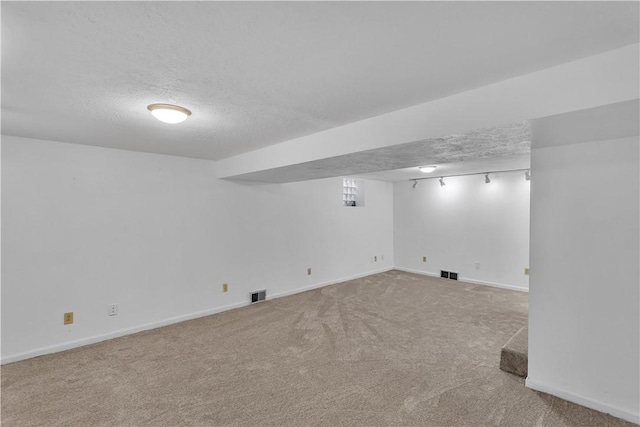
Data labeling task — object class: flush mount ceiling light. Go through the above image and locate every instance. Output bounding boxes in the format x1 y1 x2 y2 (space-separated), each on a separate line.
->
418 165 437 173
147 103 192 124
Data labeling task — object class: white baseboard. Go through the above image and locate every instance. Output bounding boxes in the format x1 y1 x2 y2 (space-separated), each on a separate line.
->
394 267 528 292
1 266 394 365
459 276 528 292
526 378 639 424
1 300 250 365
394 266 441 278
268 266 393 301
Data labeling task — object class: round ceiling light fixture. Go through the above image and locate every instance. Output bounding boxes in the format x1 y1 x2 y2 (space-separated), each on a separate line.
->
418 165 437 173
147 103 192 124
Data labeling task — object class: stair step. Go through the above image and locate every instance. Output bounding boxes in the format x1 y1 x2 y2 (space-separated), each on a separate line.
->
500 326 528 378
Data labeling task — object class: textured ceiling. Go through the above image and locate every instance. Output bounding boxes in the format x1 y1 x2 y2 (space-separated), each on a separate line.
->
228 122 531 183
2 1 638 161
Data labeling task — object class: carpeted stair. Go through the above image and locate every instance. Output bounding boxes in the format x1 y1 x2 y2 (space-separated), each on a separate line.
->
500 326 528 377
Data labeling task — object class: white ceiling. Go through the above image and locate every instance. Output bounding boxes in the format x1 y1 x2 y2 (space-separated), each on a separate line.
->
229 121 531 183
2 1 638 167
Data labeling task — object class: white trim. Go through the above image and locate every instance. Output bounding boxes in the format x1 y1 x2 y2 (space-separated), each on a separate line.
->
459 276 528 293
1 267 393 365
1 301 249 365
394 267 528 292
393 267 441 278
526 378 640 424
268 267 393 300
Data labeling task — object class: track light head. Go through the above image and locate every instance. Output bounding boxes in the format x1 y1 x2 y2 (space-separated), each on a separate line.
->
412 179 418 189
485 173 491 184
439 177 446 187
525 170 531 181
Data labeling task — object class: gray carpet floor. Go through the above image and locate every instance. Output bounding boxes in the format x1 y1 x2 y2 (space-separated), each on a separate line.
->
1 270 635 426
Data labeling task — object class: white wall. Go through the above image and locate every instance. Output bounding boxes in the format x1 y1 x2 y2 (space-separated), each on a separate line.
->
393 171 530 290
1 136 394 363
528 130 639 422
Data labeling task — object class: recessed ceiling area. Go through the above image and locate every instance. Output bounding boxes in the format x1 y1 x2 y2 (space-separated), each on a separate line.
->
226 121 531 183
2 1 638 164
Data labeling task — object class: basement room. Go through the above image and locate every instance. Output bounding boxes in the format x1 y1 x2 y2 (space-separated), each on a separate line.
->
1 1 638 426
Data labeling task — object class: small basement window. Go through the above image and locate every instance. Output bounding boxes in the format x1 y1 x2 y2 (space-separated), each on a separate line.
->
343 178 365 207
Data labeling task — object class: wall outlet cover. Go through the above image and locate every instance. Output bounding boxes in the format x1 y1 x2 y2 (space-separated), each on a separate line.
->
63 312 73 325
108 304 118 316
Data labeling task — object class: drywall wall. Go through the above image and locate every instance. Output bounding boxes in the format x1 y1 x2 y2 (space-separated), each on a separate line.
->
0 138 3 361
1 135 394 363
393 170 530 290
528 129 639 423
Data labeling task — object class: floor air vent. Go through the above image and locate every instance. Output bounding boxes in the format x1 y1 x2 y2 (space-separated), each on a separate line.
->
440 270 458 280
250 289 266 303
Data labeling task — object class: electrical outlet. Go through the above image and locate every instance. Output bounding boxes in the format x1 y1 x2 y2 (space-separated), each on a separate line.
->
475 262 481 269
63 312 73 325
423 256 427 262
307 268 312 275
524 268 530 275
108 304 118 316
374 255 377 262
223 283 228 292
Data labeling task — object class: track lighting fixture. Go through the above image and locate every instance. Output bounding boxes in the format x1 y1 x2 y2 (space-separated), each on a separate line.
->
409 168 528 188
